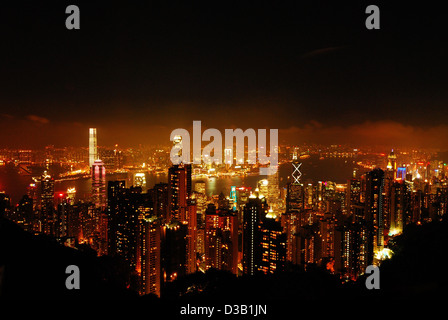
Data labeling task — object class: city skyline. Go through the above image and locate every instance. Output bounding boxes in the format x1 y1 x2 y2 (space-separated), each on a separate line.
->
0 2 447 149
1 1 448 303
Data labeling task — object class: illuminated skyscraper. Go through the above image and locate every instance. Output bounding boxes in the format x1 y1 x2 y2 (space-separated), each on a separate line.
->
286 161 305 212
139 215 161 297
336 220 369 281
387 149 397 174
185 201 197 275
40 171 54 235
365 168 385 260
168 164 192 222
89 128 98 167
267 168 280 212
346 178 362 216
15 195 33 232
243 196 265 275
259 212 286 274
150 182 169 220
204 204 239 274
92 159 106 209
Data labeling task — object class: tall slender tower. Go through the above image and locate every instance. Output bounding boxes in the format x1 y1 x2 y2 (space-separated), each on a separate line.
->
92 159 106 209
243 196 264 275
40 171 55 235
89 128 98 167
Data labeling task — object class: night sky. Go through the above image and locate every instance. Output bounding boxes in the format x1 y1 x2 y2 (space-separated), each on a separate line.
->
1 1 447 149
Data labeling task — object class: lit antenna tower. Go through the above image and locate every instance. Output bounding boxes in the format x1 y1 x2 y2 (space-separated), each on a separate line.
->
89 128 98 167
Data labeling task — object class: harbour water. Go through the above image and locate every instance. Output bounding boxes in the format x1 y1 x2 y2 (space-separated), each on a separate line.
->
0 155 367 205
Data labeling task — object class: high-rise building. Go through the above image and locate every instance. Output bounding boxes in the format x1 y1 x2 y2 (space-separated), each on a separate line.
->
365 168 385 259
242 196 265 275
259 212 286 274
40 171 54 235
150 183 169 220
168 164 192 222
204 204 220 270
346 178 362 216
185 201 197 275
15 195 33 232
336 219 370 281
89 128 98 167
204 204 239 274
387 149 397 176
91 159 106 209
107 181 149 271
139 215 161 297
267 168 280 212
161 220 187 285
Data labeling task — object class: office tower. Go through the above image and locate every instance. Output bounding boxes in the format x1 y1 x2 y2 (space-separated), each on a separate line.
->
27 183 38 211
150 183 169 220
40 171 55 235
389 180 412 235
236 187 251 223
287 161 305 213
15 195 33 232
267 168 280 212
107 181 146 270
54 193 66 238
320 214 336 262
387 149 397 175
242 196 265 275
346 178 362 216
219 209 239 274
282 210 300 264
168 164 192 222
204 204 220 270
107 180 126 254
193 180 207 226
185 201 197 275
139 215 161 297
286 183 305 212
336 220 369 281
259 212 286 274
91 159 106 209
66 201 82 241
89 128 98 167
365 168 385 260
204 205 239 274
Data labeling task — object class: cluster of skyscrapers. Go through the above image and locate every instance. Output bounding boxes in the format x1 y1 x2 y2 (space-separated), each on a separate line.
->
1 129 447 297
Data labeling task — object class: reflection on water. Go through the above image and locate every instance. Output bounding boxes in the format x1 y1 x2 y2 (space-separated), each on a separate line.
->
1 155 366 205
